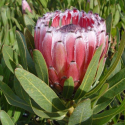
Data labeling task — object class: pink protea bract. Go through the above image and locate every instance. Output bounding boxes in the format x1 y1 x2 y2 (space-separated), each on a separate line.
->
34 9 109 92
22 0 32 14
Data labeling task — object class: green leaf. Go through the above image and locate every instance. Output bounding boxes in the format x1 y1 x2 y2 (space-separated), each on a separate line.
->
14 76 30 104
106 13 112 37
85 31 125 97
94 57 105 83
33 50 49 84
23 15 35 36
93 5 100 14
93 83 109 107
98 68 125 104
90 0 93 9
113 122 125 125
62 77 74 99
23 15 35 26
0 81 33 113
113 9 120 26
36 0 48 8
16 31 27 70
11 17 21 31
74 46 102 99
1 8 8 26
2 45 18 73
92 98 125 125
0 110 14 125
16 31 36 74
108 54 121 80
0 76 3 81
24 28 35 50
93 99 112 114
68 99 92 125
32 106 68 120
13 108 22 123
116 28 120 51
15 68 66 112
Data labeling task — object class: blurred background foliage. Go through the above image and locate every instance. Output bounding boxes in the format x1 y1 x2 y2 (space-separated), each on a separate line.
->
0 0 125 125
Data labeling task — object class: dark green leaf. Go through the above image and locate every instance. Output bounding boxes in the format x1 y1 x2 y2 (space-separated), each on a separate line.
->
62 77 74 99
98 68 125 104
33 50 49 84
93 99 112 114
0 81 33 113
106 13 112 37
24 28 35 50
11 17 21 30
113 122 125 125
16 31 27 70
93 83 109 107
13 108 22 123
92 98 125 125
108 55 121 80
94 57 105 83
2 45 18 73
32 106 68 120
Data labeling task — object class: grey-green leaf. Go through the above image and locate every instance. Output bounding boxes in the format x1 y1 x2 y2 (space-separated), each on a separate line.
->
62 77 74 99
0 81 33 113
106 13 112 37
33 50 49 84
16 31 36 74
98 68 125 104
15 68 66 112
68 99 92 125
74 46 102 99
0 110 14 125
16 31 27 70
32 106 68 120
92 98 125 125
2 45 18 73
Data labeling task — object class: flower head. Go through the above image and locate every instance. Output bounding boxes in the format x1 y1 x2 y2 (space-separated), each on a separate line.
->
34 9 109 92
22 0 32 14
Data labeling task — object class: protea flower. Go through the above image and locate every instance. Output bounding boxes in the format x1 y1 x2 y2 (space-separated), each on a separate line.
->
22 0 32 14
34 9 109 92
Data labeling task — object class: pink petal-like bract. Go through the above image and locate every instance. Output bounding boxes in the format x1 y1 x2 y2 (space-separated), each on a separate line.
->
22 0 32 14
34 9 109 92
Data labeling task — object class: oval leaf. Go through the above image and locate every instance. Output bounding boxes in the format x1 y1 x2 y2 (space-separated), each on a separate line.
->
85 31 125 97
33 50 49 84
32 106 68 120
16 31 27 70
93 99 125 125
15 68 66 112
98 68 125 104
0 81 33 113
68 99 93 125
2 45 18 73
16 31 36 74
62 77 74 99
0 110 14 125
74 46 102 99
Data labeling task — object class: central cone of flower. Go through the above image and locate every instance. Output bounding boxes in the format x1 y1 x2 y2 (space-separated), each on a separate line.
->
34 9 109 92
